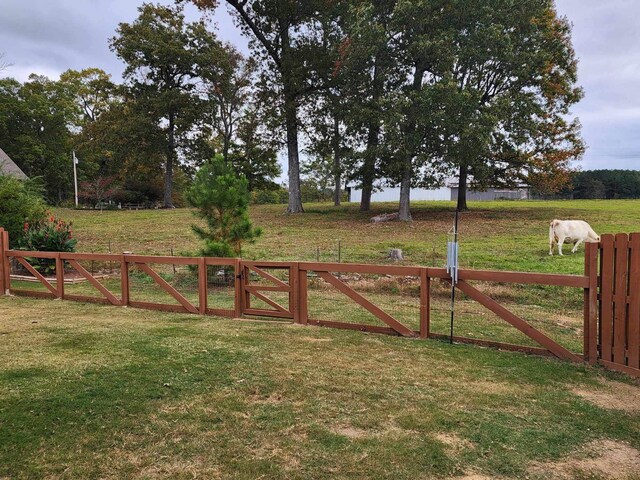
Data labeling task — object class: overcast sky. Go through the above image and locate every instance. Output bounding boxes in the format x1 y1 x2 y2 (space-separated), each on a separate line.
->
1 0 639 172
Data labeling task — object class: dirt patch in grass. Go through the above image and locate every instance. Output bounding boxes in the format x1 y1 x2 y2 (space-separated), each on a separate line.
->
573 378 640 414
528 439 640 480
435 432 475 453
331 425 369 439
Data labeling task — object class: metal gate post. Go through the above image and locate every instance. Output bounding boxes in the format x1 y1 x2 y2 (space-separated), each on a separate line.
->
234 258 243 318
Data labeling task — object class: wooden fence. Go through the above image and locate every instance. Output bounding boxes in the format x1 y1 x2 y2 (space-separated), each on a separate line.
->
1 227 638 377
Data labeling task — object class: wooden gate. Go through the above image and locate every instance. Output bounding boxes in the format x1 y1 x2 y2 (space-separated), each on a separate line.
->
240 261 297 320
595 233 640 376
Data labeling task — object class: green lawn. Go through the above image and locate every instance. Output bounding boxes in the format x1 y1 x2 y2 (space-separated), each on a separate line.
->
1 296 639 479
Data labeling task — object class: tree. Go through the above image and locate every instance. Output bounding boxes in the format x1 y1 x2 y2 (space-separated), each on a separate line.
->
111 3 224 208
76 92 167 204
336 1 400 212
79 175 118 208
0 175 47 247
59 68 119 183
59 68 116 125
0 75 76 203
430 0 584 211
202 45 256 163
227 105 281 191
571 170 640 199
187 156 262 257
191 0 335 214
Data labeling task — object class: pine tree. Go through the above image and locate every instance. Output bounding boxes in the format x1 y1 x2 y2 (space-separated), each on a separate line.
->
187 156 262 258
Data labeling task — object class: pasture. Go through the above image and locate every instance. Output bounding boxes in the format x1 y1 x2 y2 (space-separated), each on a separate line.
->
1 199 640 478
56 199 640 273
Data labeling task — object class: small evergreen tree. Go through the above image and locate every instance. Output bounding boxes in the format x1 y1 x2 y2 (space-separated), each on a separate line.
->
187 156 261 257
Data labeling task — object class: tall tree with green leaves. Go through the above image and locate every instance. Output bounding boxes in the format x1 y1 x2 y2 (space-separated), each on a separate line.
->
110 3 224 207
187 155 262 257
191 0 336 214
59 68 116 125
0 75 76 202
227 104 281 191
59 68 118 182
336 0 407 212
431 0 584 211
201 44 256 163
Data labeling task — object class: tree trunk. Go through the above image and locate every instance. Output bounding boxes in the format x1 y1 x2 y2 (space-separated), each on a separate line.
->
332 114 341 206
398 161 412 221
164 111 175 208
222 134 231 163
398 65 426 221
360 56 382 212
360 122 378 212
284 89 304 213
457 164 469 211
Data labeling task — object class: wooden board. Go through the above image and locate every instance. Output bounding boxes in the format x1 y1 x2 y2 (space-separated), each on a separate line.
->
627 234 640 369
599 234 615 362
613 234 629 364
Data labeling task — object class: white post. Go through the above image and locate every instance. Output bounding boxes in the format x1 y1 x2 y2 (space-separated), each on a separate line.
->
72 151 78 207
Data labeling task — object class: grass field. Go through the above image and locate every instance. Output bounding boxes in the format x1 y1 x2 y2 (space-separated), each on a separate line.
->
54 199 640 273
1 297 639 479
2 200 640 478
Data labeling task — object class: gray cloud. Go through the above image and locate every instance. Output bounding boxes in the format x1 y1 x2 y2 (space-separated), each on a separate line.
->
1 0 638 171
556 0 640 170
0 0 247 83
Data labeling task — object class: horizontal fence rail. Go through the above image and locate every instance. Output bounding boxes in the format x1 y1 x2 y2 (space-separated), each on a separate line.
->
1 227 639 378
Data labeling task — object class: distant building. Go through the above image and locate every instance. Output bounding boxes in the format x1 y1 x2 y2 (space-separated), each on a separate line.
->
346 182 530 203
0 147 28 180
347 186 450 203
449 185 530 201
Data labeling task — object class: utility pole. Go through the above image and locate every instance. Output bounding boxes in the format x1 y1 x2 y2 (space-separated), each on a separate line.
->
72 151 79 208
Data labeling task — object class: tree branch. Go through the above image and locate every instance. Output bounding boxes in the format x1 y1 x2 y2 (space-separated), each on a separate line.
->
225 0 282 69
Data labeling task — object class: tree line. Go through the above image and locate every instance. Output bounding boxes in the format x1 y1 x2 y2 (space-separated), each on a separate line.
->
562 170 640 199
1 0 584 218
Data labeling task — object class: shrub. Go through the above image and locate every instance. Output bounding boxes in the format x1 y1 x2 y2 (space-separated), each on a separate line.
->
0 175 47 247
18 215 78 274
251 188 281 205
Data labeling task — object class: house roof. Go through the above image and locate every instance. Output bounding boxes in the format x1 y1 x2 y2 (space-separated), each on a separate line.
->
0 147 28 180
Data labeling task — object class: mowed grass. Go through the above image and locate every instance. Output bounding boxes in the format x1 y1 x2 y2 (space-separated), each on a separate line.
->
54 200 640 274
1 296 639 479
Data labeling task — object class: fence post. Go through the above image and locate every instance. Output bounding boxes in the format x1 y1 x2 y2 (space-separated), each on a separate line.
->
584 242 599 364
298 266 308 325
198 257 207 315
291 262 300 324
121 254 129 306
420 268 430 339
0 228 5 295
55 253 64 299
0 229 9 295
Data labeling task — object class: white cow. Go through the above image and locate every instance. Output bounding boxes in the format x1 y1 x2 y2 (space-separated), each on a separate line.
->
549 219 600 256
